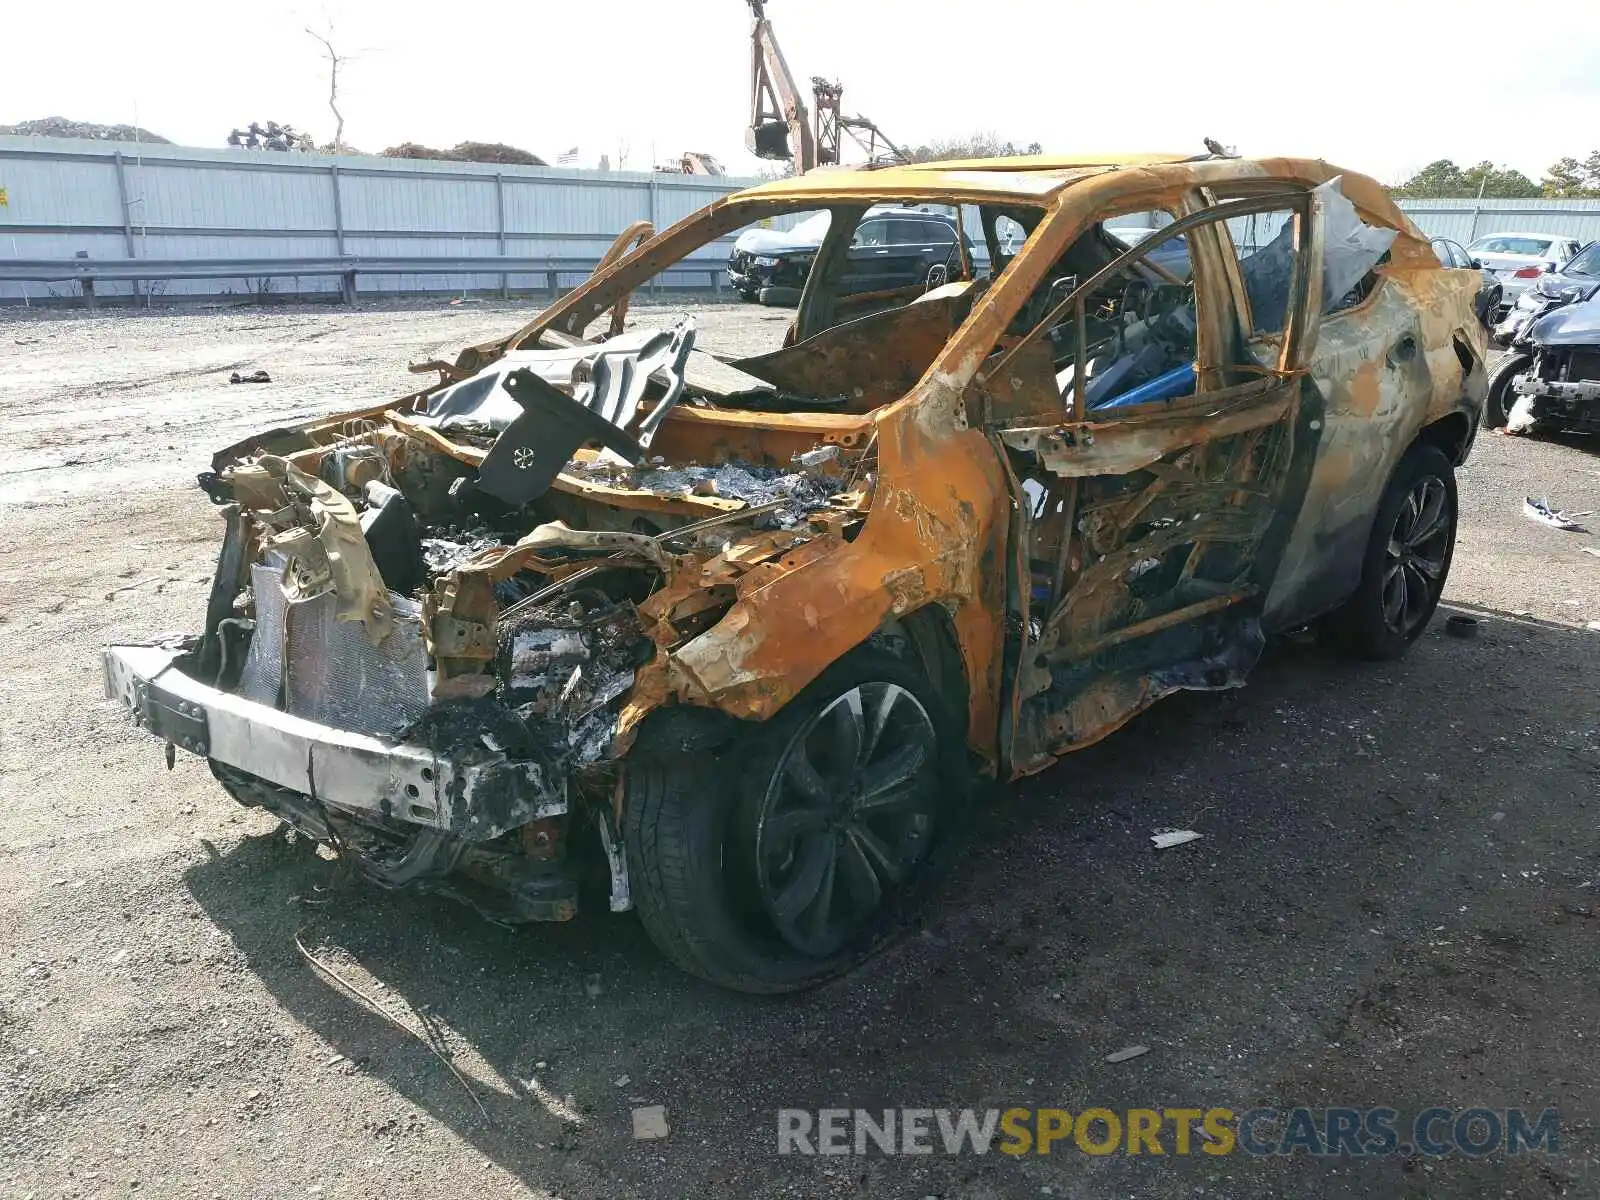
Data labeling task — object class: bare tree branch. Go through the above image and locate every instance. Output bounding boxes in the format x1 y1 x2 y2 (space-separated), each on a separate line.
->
305 23 351 153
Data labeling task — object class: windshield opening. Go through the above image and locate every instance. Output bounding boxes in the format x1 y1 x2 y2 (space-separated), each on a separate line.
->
575 196 1045 417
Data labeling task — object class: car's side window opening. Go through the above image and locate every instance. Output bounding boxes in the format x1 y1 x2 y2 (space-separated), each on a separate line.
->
980 213 1207 417
1230 209 1297 337
1060 230 1201 412
983 189 1373 426
982 209 1036 277
881 220 916 245
1213 177 1396 338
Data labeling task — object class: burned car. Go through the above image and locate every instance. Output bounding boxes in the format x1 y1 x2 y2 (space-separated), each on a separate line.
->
104 154 1486 992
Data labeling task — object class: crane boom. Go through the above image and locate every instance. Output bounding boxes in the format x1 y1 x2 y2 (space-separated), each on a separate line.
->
812 77 907 167
745 0 818 170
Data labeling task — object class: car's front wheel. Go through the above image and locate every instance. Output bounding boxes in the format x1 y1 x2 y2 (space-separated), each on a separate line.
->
623 647 968 992
1321 442 1457 660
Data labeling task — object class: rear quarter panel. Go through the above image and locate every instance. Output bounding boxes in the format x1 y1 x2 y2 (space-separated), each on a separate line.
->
1263 265 1483 629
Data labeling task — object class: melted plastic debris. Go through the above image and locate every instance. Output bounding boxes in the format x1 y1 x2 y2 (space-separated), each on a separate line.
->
566 459 836 527
509 628 591 691
422 528 503 575
498 598 648 767
566 680 634 767
793 444 841 470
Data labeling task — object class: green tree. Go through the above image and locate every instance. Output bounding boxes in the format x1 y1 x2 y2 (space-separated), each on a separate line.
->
1394 158 1546 198
1461 161 1542 198
1391 159 1467 198
1583 150 1600 191
1541 156 1591 197
907 132 1041 163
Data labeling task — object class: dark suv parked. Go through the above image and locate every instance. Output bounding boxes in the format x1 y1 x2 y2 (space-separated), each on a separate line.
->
728 209 970 305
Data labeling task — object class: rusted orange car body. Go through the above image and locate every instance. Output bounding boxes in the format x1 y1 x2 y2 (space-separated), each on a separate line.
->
103 153 1485 965
480 154 1486 773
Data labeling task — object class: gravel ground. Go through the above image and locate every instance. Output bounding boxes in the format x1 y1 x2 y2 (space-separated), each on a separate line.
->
2 301 1598 1200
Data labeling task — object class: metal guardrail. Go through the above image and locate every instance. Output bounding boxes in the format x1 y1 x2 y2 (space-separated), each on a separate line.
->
0 253 731 305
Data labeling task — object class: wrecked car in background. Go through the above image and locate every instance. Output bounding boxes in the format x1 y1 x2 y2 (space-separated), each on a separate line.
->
1487 239 1600 434
105 154 1486 992
1467 231 1584 313
727 204 975 305
1430 237 1502 333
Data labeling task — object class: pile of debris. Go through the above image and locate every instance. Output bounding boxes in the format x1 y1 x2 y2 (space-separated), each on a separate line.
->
0 116 171 143
381 141 547 167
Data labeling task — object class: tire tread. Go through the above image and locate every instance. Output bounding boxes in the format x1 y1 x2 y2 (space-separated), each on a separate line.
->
1321 442 1456 661
623 647 969 993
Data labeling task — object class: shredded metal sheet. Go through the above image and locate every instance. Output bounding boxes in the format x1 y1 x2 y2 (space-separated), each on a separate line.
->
237 563 287 707
238 561 428 737
284 592 430 738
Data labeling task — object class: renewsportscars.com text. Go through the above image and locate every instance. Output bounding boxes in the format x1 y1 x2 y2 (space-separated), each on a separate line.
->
776 1106 1560 1157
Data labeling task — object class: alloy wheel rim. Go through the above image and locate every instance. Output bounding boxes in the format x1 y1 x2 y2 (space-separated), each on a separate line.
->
754 683 939 957
1382 475 1451 638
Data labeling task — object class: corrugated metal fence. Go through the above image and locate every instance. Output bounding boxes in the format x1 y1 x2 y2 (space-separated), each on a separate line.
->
6 136 1600 303
0 136 754 302
1396 197 1600 246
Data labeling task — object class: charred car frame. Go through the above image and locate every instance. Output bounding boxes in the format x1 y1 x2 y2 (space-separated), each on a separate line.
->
105 154 1486 991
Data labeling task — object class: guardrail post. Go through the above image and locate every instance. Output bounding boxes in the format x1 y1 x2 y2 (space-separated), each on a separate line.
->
112 152 141 303
74 252 97 309
546 268 558 298
341 269 356 305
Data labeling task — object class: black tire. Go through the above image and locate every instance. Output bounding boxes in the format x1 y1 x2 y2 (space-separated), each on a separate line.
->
1321 443 1457 661
623 647 969 993
1484 351 1531 429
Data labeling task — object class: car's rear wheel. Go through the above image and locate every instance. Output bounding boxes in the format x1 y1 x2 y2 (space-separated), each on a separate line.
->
1484 351 1531 428
623 647 968 993
1321 443 1457 661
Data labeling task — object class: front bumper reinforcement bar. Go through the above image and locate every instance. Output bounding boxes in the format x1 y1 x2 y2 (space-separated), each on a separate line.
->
103 643 566 841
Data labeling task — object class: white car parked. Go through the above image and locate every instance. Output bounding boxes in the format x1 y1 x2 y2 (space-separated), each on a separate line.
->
1466 232 1584 311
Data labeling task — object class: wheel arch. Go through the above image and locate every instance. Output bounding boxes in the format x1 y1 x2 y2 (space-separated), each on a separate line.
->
884 603 971 730
1416 409 1475 467
1319 435 1457 659
623 602 976 768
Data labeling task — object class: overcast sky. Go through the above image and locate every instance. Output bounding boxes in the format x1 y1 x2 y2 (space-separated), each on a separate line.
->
6 0 1599 185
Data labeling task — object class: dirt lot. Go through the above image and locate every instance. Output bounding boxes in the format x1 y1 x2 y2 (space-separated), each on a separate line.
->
3 301 1599 1200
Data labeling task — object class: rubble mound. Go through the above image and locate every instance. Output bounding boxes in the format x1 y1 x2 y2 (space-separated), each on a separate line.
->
381 141 547 167
0 116 172 143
